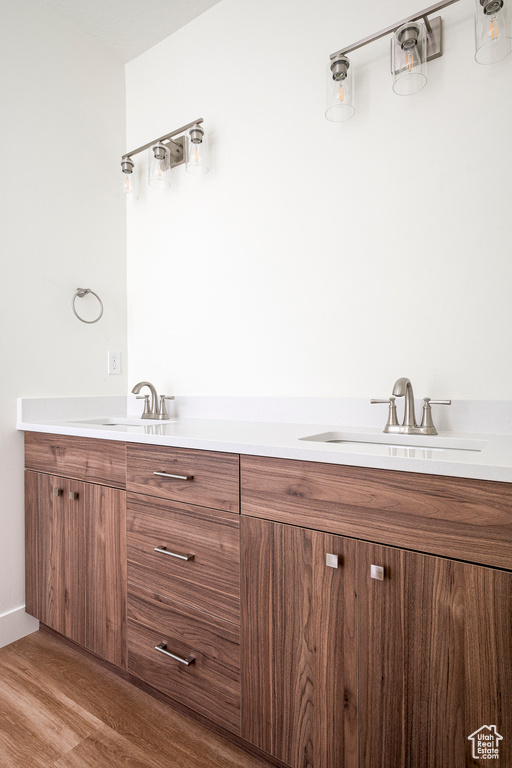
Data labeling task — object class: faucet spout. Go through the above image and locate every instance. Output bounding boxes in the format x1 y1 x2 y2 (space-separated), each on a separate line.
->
392 377 417 428
131 381 158 417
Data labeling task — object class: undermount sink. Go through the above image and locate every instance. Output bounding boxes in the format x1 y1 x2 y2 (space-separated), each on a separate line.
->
67 417 175 427
300 431 488 453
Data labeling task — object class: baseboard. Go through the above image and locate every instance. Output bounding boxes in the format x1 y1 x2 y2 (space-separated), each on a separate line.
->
0 606 39 649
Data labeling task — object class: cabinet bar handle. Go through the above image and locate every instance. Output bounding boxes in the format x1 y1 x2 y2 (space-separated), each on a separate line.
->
53 487 63 497
371 564 385 581
154 546 194 561
69 491 79 501
154 642 195 666
153 471 194 481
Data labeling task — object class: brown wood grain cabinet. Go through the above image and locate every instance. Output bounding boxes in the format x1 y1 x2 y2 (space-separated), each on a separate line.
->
24 433 512 766
25 431 126 488
241 455 512 768
126 492 240 624
127 584 241 733
126 443 239 513
25 468 127 667
24 434 242 736
241 516 358 768
358 541 512 768
125 445 241 734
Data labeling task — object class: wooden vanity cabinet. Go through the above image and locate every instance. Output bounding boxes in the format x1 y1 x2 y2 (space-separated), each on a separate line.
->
358 541 512 768
24 431 512 766
241 516 358 768
241 455 512 768
125 443 242 734
24 434 243 734
25 466 127 668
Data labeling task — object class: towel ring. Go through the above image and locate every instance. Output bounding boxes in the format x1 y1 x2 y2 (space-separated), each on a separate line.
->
72 288 103 324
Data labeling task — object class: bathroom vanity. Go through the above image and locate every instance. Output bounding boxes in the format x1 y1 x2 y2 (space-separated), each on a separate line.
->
20 408 512 768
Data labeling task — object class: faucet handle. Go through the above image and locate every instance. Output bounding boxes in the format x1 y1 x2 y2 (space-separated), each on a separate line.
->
371 397 399 430
158 395 175 420
420 397 451 434
136 394 150 415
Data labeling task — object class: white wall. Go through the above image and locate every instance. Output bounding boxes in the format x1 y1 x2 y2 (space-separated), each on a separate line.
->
126 0 512 401
0 0 127 645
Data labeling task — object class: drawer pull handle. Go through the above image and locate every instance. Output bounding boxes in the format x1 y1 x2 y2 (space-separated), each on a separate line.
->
153 471 194 481
326 553 340 569
69 491 79 501
154 642 195 666
53 487 63 497
154 546 195 561
371 564 385 581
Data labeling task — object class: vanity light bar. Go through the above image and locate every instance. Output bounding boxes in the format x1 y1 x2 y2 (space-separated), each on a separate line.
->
122 117 204 168
329 0 461 60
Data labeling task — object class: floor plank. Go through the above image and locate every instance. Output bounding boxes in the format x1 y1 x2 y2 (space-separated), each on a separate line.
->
0 631 270 768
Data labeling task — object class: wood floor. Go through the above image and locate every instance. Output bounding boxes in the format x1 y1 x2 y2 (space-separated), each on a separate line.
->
0 630 270 768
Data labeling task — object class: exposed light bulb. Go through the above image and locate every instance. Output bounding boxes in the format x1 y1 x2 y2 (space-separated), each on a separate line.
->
186 124 209 175
325 55 355 122
475 0 512 63
148 143 171 189
118 157 138 200
392 22 427 95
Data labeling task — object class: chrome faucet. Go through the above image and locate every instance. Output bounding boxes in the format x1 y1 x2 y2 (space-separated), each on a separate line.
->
131 381 175 420
371 377 451 435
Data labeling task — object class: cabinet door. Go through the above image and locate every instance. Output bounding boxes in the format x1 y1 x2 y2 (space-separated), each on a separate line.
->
25 471 126 667
241 516 358 768
25 471 86 646
359 541 512 768
84 483 126 667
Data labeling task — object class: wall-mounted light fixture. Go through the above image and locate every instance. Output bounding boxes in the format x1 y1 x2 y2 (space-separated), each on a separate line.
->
119 117 208 199
325 55 355 122
185 123 209 176
392 20 428 95
119 157 138 200
148 142 171 189
475 0 512 63
326 0 511 121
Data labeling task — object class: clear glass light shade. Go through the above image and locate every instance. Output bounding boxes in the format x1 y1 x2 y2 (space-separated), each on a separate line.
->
325 56 355 122
118 159 139 201
392 21 427 95
475 0 512 63
148 142 171 189
185 126 209 176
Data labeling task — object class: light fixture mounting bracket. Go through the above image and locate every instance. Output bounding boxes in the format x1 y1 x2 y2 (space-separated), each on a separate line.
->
162 136 185 168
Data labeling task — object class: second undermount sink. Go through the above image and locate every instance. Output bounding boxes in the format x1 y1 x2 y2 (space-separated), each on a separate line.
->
300 431 488 453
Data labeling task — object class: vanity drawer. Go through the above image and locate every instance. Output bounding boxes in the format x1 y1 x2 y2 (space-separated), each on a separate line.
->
126 444 239 512
127 585 240 734
127 493 240 624
25 432 126 489
241 455 512 570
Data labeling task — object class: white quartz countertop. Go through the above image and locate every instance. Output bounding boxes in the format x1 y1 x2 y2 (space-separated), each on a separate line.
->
17 404 512 483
